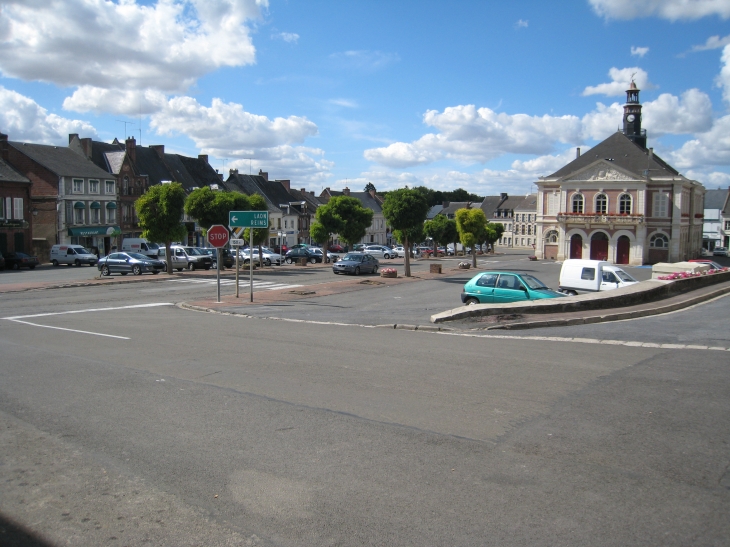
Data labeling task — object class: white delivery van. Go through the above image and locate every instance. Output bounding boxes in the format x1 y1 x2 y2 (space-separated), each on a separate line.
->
121 238 160 259
50 244 98 267
558 259 638 295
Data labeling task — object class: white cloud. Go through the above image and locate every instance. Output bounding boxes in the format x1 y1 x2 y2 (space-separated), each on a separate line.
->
329 98 359 108
665 115 730 169
691 34 730 51
229 146 333 184
685 169 730 187
328 50 400 71
63 87 168 116
0 0 266 113
582 67 654 96
631 46 649 57
589 0 730 21
0 86 97 144
719 44 730 105
273 32 299 43
515 19 529 28
364 105 583 168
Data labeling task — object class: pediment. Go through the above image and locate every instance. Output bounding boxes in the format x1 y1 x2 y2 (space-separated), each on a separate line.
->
561 160 638 183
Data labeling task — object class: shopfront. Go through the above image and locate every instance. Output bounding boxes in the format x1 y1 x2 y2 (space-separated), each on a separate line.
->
67 225 121 257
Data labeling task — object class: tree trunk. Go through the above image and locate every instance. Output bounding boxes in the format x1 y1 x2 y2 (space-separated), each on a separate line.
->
165 240 173 274
404 236 411 277
472 246 477 268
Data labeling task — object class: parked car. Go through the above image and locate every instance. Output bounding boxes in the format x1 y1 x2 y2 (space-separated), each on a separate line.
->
179 246 213 270
50 244 98 267
200 248 235 269
332 253 380 275
461 271 565 305
363 245 396 259
713 246 728 257
121 238 160 259
260 249 283 266
688 259 726 270
238 249 263 266
558 259 638 295
328 244 345 253
392 246 406 258
285 248 322 264
0 250 5 270
352 244 366 252
273 244 289 254
98 252 165 276
156 247 189 271
4 252 40 270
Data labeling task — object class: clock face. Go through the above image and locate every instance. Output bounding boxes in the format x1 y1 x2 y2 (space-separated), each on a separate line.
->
627 114 635 122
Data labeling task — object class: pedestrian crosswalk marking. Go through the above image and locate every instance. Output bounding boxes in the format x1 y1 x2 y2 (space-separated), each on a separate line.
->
168 279 302 291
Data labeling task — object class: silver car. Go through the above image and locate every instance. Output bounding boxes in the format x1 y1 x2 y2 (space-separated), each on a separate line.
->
363 245 396 259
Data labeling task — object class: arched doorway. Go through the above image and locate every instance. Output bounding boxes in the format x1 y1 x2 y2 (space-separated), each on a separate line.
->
570 234 583 259
616 235 630 264
590 232 609 261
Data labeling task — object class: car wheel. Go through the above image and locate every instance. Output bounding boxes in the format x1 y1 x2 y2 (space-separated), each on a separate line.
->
132 265 142 276
373 266 378 274
211 261 217 269
286 257 293 264
12 262 19 270
176 268 183 272
354 266 360 275
265 258 271 266
188 262 195 271
52 259 59 267
101 265 110 276
567 290 578 296
384 254 390 259
74 259 81 267
310 257 317 264
465 297 479 306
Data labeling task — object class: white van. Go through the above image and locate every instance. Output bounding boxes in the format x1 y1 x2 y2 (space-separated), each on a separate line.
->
50 244 98 267
558 259 638 295
121 238 160 259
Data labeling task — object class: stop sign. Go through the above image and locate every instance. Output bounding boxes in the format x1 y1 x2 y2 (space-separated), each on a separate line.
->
207 224 229 248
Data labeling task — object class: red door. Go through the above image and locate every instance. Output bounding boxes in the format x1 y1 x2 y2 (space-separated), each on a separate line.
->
570 235 582 259
590 232 609 261
616 236 630 264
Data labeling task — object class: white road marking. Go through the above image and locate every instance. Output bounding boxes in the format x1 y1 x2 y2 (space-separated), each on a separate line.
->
2 303 174 339
167 279 302 291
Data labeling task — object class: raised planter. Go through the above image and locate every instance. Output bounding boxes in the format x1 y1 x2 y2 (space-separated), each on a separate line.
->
458 262 471 269
430 264 442 274
380 268 397 278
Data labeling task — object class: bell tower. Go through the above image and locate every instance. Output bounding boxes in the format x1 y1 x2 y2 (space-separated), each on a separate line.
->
623 80 646 148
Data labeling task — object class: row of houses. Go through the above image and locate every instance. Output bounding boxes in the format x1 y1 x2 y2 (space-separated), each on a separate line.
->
1 82 726 264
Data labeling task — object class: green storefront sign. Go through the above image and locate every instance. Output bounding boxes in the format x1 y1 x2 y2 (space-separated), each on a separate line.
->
67 225 122 237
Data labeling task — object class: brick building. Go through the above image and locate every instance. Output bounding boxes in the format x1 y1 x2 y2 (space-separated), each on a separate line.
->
0 156 32 256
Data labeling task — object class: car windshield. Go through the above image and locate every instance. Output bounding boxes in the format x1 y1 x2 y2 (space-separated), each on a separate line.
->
147 243 160 251
76 247 92 254
342 254 362 262
185 248 204 255
520 274 549 290
128 253 149 260
615 270 637 282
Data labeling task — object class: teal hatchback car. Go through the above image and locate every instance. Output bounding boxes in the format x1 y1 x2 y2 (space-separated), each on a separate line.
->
461 271 565 305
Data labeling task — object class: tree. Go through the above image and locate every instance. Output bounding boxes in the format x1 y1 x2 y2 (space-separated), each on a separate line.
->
382 188 429 277
184 187 250 229
364 182 376 193
455 208 488 268
423 214 455 256
310 196 374 263
484 222 505 253
242 194 269 267
135 182 187 274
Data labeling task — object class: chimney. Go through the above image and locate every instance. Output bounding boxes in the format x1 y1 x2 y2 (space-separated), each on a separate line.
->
198 154 208 164
69 133 78 145
149 144 164 159
125 137 137 162
343 187 350 196
300 188 306 193
258 169 268 181
80 138 93 159
0 132 8 161
229 168 238 176
500 192 508 200
278 179 291 191
218 172 223 180
576 147 581 159
443 201 450 208
369 189 376 198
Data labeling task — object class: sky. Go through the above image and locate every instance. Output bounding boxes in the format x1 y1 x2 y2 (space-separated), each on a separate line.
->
1 0 730 197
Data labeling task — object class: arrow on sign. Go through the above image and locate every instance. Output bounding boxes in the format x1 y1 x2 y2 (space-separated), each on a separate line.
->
231 215 238 223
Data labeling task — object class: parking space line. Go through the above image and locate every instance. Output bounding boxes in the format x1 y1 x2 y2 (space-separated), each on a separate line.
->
3 303 174 321
6 319 130 339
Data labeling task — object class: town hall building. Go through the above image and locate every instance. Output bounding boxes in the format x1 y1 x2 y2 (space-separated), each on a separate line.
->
535 82 704 265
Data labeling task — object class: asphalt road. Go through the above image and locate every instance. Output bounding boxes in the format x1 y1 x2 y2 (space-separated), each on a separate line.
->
1 258 729 546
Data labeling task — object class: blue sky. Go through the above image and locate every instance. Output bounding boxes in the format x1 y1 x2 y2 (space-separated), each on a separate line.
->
1 0 730 196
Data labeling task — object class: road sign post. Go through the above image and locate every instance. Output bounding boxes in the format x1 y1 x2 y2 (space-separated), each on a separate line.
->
230 238 244 298
228 212 269 302
207 224 230 303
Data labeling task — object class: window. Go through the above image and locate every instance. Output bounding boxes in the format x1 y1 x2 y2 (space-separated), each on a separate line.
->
89 180 100 194
105 180 115 194
572 193 584 213
0 197 6 219
545 230 558 243
13 198 23 220
725 221 730 230
595 193 607 214
73 179 84 193
619 194 632 214
123 204 130 222
74 207 85 224
581 268 596 280
476 273 498 287
547 192 559 215
123 176 130 195
91 208 100 224
653 193 669 217
650 233 669 248
106 206 116 223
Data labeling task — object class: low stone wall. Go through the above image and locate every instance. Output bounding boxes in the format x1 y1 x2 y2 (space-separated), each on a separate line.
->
431 270 730 323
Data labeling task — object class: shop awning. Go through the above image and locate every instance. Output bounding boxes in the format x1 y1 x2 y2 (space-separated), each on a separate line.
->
73 201 85 209
67 225 121 237
90 201 101 209
105 202 117 209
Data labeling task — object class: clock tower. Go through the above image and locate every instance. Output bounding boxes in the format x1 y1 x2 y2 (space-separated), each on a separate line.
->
623 80 646 148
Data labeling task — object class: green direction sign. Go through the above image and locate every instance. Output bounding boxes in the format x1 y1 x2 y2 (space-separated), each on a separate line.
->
229 210 269 228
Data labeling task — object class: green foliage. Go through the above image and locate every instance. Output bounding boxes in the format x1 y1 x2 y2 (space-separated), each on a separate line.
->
184 187 252 229
455 208 488 266
314 196 374 245
364 182 376 193
423 214 456 247
309 222 329 245
392 224 424 246
412 186 483 207
382 188 429 231
135 183 187 273
484 222 505 246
